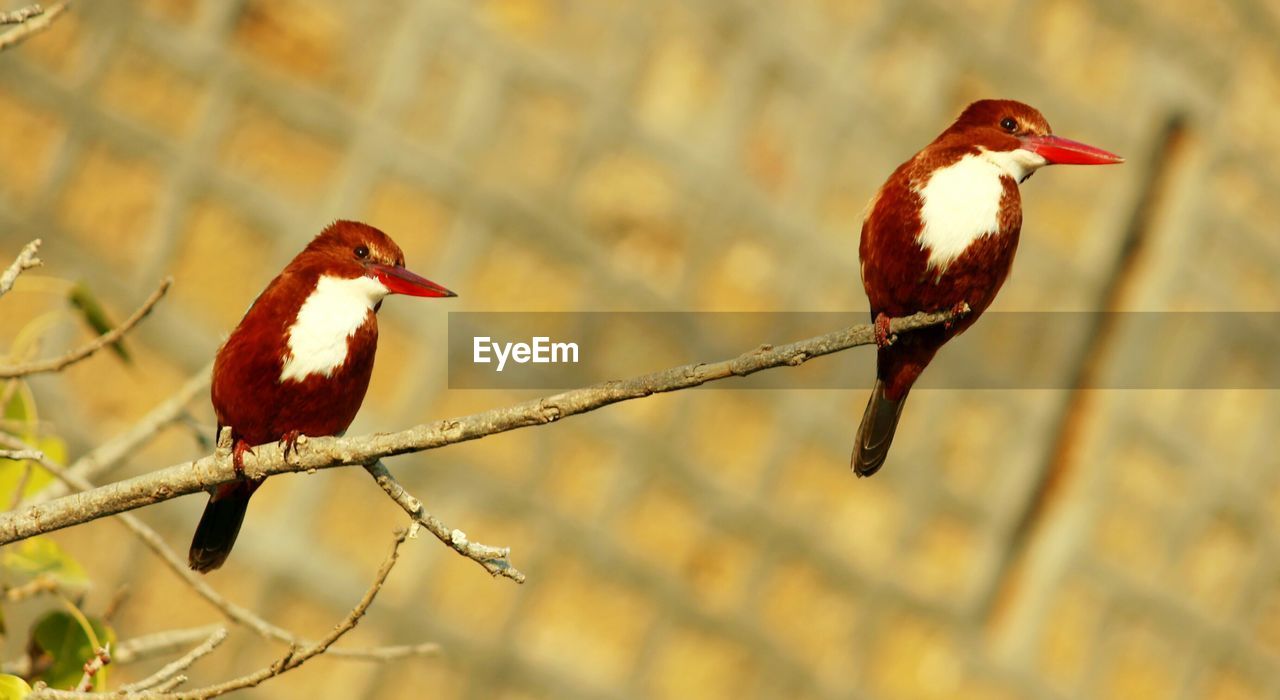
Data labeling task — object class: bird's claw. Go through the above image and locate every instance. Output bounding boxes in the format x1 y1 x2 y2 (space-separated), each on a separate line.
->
944 301 971 330
280 430 304 463
231 440 253 478
874 313 894 348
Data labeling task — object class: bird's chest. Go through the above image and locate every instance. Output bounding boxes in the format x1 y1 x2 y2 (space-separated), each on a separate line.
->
862 154 1021 317
280 277 382 383
915 154 1019 272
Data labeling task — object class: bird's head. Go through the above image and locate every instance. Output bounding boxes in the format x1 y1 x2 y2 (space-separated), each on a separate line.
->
298 220 456 299
939 99 1124 182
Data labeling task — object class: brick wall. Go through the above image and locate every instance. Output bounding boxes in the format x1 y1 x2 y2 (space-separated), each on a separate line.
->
2 0 1279 698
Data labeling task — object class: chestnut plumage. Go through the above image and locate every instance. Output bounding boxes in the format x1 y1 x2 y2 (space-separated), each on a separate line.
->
189 221 455 572
852 100 1122 477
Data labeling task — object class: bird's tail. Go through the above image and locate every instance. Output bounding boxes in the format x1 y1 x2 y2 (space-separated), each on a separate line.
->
851 378 907 477
188 481 257 573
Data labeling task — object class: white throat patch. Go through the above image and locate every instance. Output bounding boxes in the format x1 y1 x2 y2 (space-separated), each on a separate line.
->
915 149 1036 272
279 275 387 383
982 146 1048 184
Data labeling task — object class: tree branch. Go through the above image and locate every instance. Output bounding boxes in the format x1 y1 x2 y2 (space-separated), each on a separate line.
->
28 363 212 506
29 529 411 699
0 309 954 546
0 238 42 297
0 437 439 662
0 4 44 24
0 1 65 52
117 628 226 693
113 626 225 666
365 460 525 582
0 277 172 379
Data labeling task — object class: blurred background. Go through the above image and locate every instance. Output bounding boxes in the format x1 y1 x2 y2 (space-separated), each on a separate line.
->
1 0 1279 698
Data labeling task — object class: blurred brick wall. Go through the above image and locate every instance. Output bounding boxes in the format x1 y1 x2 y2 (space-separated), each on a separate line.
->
2 0 1279 698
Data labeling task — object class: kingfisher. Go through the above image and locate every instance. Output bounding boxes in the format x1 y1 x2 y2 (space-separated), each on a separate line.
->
853 99 1122 476
189 221 456 571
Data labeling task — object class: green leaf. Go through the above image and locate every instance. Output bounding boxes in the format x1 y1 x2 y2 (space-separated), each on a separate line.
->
0 434 63 505
68 283 130 364
31 611 114 691
1 380 38 438
0 674 31 699
1 538 87 587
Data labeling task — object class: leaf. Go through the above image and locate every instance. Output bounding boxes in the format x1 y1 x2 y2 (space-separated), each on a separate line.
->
0 380 38 437
67 283 130 364
1 538 87 587
30 611 113 691
0 674 31 699
0 434 63 505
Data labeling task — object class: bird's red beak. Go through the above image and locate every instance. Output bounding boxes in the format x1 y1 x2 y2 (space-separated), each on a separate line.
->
368 263 456 298
1021 134 1124 165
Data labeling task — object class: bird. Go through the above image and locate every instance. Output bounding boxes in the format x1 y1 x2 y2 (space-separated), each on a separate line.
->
852 99 1122 477
189 220 456 572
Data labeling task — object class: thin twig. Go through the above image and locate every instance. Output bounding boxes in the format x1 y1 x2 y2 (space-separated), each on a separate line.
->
0 1 65 52
0 310 954 547
0 278 172 378
113 625 224 666
0 437 439 662
0 239 42 297
31 530 416 699
177 529 410 699
365 460 525 582
0 4 43 24
3 448 43 510
75 645 110 692
28 363 212 506
3 573 60 601
119 628 226 693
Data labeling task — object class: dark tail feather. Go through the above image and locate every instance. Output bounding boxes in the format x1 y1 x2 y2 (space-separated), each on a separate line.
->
851 379 907 477
189 481 255 573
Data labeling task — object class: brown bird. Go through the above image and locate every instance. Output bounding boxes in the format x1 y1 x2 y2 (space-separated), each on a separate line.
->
189 221 455 572
853 99 1123 476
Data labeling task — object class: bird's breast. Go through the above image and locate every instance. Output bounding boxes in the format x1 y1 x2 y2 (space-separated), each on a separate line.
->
279 275 385 383
914 154 1017 272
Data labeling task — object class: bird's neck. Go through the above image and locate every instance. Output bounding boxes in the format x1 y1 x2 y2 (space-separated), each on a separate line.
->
279 274 386 383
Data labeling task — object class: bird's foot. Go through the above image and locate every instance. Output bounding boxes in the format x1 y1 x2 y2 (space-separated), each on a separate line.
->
280 430 304 464
874 313 894 348
231 440 254 478
944 301 971 330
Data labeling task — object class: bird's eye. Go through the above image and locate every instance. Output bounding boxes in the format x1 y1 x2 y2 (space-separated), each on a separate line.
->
355 245 369 259
1000 117 1018 133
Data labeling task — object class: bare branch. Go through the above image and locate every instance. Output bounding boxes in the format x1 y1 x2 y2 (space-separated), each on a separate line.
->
3 573 60 601
0 448 43 461
0 309 955 546
0 1 65 52
0 4 43 24
0 238 42 297
0 437 439 662
366 460 525 583
74 645 110 692
176 529 410 699
118 628 226 693
32 530 417 700
114 625 224 666
28 363 212 506
0 277 171 379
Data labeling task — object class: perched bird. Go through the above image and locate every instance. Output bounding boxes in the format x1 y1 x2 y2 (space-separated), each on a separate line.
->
189 221 455 572
853 99 1122 477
